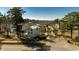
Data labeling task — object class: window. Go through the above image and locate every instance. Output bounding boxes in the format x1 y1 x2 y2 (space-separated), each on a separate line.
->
30 29 32 31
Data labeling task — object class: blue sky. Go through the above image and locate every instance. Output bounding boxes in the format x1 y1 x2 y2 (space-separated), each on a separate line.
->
0 7 79 20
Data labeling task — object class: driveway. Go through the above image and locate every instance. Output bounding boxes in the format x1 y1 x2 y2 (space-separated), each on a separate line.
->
48 36 79 51
0 36 79 51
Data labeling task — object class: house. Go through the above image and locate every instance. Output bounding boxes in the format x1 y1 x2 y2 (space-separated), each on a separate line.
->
27 25 41 37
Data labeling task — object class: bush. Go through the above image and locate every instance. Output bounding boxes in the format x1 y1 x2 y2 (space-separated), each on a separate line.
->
72 39 79 42
75 36 79 41
68 38 79 46
33 35 47 41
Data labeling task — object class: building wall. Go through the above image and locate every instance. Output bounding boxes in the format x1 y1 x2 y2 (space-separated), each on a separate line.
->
28 28 40 37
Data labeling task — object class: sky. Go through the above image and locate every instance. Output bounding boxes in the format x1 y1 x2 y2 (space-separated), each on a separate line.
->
1 7 79 20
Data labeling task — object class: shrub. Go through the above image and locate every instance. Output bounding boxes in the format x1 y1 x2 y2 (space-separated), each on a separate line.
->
68 38 79 46
33 35 47 41
75 36 79 42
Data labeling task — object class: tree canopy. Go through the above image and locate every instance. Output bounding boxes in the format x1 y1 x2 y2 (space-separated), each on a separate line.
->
7 7 25 25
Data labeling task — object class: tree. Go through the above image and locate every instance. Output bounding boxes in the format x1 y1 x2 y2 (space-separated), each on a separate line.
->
0 12 4 32
7 7 25 25
7 7 25 37
0 12 4 23
61 12 79 39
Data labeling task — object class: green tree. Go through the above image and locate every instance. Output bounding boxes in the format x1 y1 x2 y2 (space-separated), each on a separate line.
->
0 12 4 23
7 7 25 37
0 12 13 37
0 12 4 32
61 12 79 39
7 7 25 25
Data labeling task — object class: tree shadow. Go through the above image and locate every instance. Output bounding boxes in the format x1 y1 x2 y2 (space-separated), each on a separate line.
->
42 39 56 43
20 37 51 51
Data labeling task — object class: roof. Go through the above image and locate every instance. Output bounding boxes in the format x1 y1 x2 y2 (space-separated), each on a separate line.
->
30 25 40 29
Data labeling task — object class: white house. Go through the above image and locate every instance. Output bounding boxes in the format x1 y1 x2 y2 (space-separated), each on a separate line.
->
27 25 41 37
